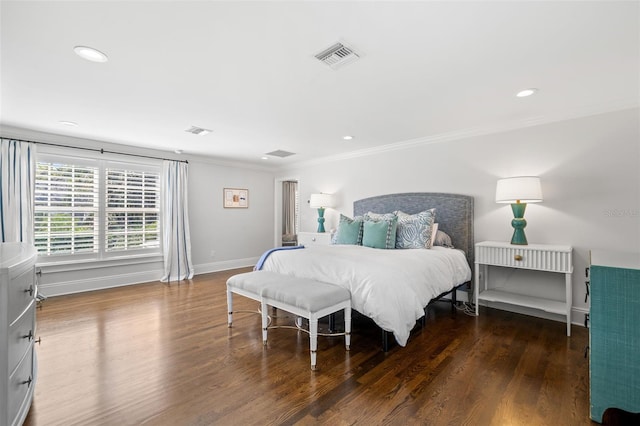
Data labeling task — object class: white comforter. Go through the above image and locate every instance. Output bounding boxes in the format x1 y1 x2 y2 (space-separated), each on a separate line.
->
261 245 471 346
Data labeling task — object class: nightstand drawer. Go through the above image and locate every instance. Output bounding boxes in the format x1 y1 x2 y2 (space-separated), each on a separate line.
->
298 232 332 246
476 242 572 273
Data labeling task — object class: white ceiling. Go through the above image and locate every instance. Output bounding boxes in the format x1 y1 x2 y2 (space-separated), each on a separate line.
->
1 1 638 168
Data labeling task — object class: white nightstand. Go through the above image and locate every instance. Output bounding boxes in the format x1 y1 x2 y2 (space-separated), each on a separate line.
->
474 241 573 336
297 232 332 246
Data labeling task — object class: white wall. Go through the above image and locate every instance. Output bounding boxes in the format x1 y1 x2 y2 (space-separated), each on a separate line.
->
4 108 638 308
189 158 275 274
1 126 275 296
277 108 640 325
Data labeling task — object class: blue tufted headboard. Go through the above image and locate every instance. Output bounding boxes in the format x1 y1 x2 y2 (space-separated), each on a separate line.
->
354 192 474 268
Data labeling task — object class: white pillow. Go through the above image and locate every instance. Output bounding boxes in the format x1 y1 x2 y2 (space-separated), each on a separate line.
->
430 223 439 247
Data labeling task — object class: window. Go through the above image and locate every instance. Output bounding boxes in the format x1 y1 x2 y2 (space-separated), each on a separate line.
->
34 161 99 255
34 153 161 259
106 168 160 251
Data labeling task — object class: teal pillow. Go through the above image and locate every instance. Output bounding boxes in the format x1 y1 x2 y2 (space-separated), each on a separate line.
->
334 214 364 245
362 217 398 249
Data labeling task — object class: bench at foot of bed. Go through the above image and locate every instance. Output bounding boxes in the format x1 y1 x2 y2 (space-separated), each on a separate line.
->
226 271 351 371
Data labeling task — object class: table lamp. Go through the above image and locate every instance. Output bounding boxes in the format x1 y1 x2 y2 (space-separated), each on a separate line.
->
495 176 543 245
309 193 334 233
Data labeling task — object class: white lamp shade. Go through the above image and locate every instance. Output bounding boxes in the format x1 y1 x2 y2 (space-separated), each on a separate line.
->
309 193 334 208
495 176 543 203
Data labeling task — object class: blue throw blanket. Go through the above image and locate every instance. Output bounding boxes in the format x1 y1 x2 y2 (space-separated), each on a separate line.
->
254 245 305 270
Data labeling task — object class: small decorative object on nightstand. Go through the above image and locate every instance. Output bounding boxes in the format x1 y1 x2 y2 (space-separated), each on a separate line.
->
474 241 573 336
309 193 334 233
495 176 543 245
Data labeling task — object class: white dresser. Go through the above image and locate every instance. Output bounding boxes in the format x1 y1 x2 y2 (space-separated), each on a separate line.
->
1 243 37 426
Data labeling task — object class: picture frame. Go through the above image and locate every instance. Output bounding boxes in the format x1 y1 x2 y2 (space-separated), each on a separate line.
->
223 188 249 208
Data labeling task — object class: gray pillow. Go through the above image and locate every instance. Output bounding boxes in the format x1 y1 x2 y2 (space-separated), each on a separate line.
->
433 230 454 248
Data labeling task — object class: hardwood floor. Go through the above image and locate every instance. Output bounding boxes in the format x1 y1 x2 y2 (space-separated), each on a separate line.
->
24 268 594 425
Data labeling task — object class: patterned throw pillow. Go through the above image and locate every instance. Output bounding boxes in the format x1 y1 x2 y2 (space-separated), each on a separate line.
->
333 214 364 245
364 211 396 222
394 209 436 249
362 216 398 249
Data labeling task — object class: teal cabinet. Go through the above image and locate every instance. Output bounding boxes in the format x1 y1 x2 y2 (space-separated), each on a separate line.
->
589 251 640 423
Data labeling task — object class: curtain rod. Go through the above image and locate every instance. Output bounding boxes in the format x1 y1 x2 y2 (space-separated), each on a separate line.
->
3 137 189 164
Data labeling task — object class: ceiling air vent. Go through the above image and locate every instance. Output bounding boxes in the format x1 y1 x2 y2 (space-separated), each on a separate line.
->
185 126 212 136
315 42 359 70
266 150 296 158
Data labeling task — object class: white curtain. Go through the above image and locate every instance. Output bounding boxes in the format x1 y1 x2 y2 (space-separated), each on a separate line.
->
161 160 194 282
0 139 36 243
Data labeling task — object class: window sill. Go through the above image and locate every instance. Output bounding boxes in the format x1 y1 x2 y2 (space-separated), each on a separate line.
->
36 253 163 273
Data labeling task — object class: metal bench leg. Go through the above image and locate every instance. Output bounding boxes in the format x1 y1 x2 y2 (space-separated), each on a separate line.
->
309 316 318 370
328 312 336 333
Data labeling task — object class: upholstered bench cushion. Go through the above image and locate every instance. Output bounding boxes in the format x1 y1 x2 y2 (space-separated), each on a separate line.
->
260 280 350 312
226 270 287 294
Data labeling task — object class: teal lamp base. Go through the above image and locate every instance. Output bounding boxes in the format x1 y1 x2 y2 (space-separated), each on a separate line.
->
510 202 528 245
316 207 326 233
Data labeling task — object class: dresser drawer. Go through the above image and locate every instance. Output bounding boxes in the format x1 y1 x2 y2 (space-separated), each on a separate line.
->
7 267 36 323
8 346 34 425
8 301 36 373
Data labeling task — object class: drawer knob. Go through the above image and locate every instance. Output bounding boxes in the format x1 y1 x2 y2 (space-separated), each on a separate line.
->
22 376 33 387
514 254 523 261
23 330 34 341
25 285 34 296
311 237 316 242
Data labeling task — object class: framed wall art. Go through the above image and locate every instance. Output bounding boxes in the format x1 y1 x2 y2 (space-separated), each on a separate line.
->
223 188 249 208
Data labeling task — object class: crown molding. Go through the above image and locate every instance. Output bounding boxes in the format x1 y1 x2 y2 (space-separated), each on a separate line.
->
0 124 277 173
279 99 639 171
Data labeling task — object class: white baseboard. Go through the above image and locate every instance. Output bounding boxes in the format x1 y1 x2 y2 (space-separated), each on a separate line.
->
193 257 259 275
39 270 163 297
39 258 259 297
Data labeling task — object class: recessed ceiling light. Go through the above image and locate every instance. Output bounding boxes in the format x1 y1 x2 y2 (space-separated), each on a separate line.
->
184 126 212 136
343 135 354 140
59 120 78 127
261 156 269 160
174 149 183 155
73 46 108 63
516 88 538 97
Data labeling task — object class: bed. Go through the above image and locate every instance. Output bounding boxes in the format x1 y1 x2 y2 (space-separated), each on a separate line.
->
261 192 474 350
